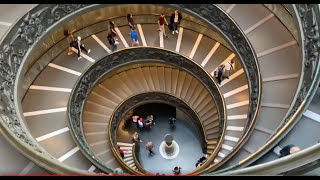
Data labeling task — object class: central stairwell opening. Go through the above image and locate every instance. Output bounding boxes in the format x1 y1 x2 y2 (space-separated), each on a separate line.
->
116 103 205 174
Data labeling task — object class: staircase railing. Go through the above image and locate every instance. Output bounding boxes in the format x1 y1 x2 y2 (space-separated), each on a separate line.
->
132 143 147 173
217 143 320 175
0 4 101 174
108 91 207 173
189 4 262 173
68 47 227 174
209 4 320 174
0 4 261 174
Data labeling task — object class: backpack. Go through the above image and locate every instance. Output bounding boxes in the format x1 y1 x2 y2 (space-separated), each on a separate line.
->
214 69 218 77
70 39 78 48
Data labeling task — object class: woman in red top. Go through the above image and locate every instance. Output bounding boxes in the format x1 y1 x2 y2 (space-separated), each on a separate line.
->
158 13 168 38
118 146 124 159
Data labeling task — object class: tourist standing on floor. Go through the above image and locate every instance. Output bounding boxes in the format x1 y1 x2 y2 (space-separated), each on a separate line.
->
127 14 135 29
169 117 176 126
169 10 182 35
146 140 154 155
130 28 140 46
107 32 118 52
195 156 207 167
138 117 144 129
146 115 155 128
223 60 235 79
132 132 142 143
172 166 181 175
132 115 139 128
158 13 169 38
75 36 91 60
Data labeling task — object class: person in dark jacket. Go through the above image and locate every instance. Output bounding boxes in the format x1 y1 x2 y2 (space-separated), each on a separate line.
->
107 32 117 52
64 29 76 56
172 166 181 175
279 144 301 158
169 117 176 126
169 10 182 34
109 21 118 40
215 65 224 85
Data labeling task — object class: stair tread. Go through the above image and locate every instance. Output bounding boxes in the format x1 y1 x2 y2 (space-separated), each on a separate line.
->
117 142 134 147
124 157 133 161
207 141 217 145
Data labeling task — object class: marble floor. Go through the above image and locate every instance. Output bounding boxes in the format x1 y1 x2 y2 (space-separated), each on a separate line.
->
119 103 204 175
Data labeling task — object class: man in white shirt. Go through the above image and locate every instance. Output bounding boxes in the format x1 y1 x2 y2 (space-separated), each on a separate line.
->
223 60 235 79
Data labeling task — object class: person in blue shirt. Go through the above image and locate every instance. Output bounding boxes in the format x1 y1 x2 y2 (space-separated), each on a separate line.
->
130 28 139 47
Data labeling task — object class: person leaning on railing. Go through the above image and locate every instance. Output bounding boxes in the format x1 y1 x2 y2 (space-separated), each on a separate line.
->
279 144 301 158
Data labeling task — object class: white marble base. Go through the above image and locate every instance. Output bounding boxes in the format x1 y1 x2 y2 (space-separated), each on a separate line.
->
159 140 180 159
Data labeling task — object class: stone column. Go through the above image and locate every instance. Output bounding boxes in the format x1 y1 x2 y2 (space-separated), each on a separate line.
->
164 134 174 155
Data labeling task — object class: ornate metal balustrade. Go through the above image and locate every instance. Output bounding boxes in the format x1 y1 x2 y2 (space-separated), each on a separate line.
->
0 4 98 174
209 4 320 174
0 4 261 174
239 3 320 167
68 47 226 173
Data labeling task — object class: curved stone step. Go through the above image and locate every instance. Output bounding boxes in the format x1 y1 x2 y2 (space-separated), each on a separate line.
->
214 4 301 169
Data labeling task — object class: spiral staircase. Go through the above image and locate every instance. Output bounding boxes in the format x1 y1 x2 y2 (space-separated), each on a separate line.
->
0 4 319 175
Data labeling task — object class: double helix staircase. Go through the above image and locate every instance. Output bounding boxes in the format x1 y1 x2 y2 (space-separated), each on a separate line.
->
0 4 319 175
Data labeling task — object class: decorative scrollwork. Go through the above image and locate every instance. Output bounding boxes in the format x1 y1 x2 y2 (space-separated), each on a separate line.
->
48 4 86 24
0 4 93 164
276 4 320 130
14 7 49 46
0 4 263 174
171 4 261 133
300 5 320 69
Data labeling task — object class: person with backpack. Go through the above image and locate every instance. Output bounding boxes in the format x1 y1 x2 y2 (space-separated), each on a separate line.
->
169 10 182 35
214 65 224 85
109 21 118 40
107 32 117 52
